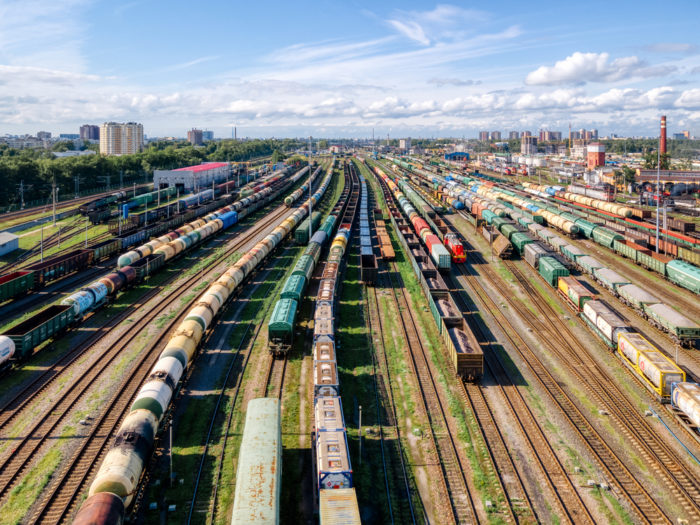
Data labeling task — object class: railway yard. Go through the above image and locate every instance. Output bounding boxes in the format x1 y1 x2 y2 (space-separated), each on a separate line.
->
1 152 700 525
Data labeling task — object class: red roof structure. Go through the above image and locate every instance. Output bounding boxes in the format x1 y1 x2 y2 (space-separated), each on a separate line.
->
173 162 229 173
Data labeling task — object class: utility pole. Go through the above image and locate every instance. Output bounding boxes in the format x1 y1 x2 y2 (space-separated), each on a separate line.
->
85 216 88 247
40 224 44 262
133 182 136 198
74 176 79 198
19 180 25 209
120 169 124 189
52 178 57 226
308 135 312 243
358 405 362 466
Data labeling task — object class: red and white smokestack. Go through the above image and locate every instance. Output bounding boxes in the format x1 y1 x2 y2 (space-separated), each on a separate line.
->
660 115 667 155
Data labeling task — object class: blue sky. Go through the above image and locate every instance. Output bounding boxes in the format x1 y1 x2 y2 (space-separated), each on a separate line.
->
1 0 699 138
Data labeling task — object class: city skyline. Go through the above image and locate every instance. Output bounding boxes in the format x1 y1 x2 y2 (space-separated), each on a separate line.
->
1 0 700 138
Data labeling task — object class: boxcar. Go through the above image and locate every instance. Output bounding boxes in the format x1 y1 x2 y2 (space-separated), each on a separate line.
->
269 298 297 353
280 275 306 303
538 256 569 287
666 259 700 294
231 398 281 525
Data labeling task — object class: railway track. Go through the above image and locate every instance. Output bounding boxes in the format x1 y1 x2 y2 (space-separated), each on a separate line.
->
185 272 283 523
503 259 700 522
0 203 290 432
444 272 591 524
0 203 292 522
381 260 478 525
449 237 687 523
365 246 419 522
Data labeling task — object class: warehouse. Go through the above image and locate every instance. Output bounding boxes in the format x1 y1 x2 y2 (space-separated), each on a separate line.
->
153 162 231 192
0 232 19 256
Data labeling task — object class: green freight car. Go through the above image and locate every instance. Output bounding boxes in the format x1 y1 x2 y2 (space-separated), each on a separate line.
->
511 232 534 253
268 298 298 354
295 212 322 244
4 304 73 359
292 254 316 281
0 271 35 302
280 274 307 302
539 256 569 287
591 227 623 248
666 260 700 294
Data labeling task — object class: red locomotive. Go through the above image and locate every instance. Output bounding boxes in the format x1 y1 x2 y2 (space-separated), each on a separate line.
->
444 233 466 263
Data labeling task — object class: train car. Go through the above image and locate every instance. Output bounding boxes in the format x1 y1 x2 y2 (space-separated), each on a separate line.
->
73 492 125 525
0 270 35 303
24 248 94 287
666 260 700 294
671 383 700 429
3 304 74 359
581 300 629 348
231 398 282 525
618 332 685 399
444 233 465 263
316 429 353 490
642 303 700 345
557 276 594 312
538 256 569 287
319 488 361 525
296 211 322 244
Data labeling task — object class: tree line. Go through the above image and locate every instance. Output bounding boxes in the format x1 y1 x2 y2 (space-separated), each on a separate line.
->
0 139 301 210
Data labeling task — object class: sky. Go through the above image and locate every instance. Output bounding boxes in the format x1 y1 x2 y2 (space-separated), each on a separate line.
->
1 0 700 138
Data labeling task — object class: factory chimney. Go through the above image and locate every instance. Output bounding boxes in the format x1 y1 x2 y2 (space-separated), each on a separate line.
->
660 116 667 155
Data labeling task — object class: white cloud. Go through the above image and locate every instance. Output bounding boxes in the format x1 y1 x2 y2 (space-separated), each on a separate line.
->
645 43 698 54
387 4 489 45
387 20 430 46
525 52 673 86
428 78 481 87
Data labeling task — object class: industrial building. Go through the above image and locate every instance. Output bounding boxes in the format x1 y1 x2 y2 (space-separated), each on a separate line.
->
153 162 231 192
0 232 19 257
521 136 538 155
99 122 143 155
587 143 605 170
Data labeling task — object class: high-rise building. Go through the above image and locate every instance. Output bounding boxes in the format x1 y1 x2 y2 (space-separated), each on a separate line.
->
187 129 203 145
80 124 100 141
521 136 538 155
509 131 520 139
490 131 501 141
521 130 532 137
590 129 598 140
399 137 411 150
37 131 51 140
479 131 489 141
202 130 214 141
587 143 605 170
99 122 144 155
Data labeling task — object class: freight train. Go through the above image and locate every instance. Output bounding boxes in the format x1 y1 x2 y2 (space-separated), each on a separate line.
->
72 162 334 524
374 164 483 381
478 208 700 347
268 165 337 354
463 205 689 400
311 165 359 509
0 167 312 369
440 173 700 295
374 166 451 270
